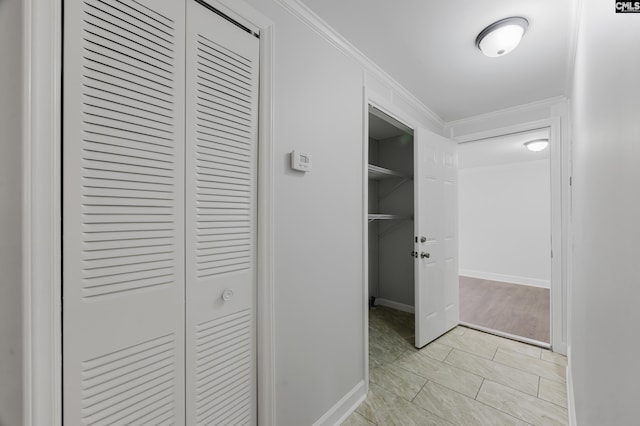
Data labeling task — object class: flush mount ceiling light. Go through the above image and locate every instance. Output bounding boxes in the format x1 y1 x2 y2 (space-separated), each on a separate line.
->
524 139 549 152
476 17 529 57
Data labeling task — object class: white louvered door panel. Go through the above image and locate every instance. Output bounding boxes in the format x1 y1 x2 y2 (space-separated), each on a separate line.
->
63 0 186 424
185 2 260 424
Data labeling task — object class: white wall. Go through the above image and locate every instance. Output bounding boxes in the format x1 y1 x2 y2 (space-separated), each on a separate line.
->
0 0 23 425
459 159 551 287
377 135 414 307
569 2 640 425
368 139 380 300
243 1 366 424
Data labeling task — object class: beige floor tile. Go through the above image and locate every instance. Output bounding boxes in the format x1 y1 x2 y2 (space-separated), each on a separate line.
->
369 327 412 363
395 351 483 398
494 348 566 383
435 331 498 360
477 380 568 425
540 350 568 366
356 383 451 426
538 377 568 409
341 411 377 426
370 363 427 402
417 341 453 362
369 342 408 364
413 381 528 426
370 355 385 370
465 328 542 359
449 326 467 336
444 349 539 396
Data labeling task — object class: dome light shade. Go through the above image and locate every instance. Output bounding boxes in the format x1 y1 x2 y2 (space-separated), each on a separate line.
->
476 17 529 57
524 139 549 152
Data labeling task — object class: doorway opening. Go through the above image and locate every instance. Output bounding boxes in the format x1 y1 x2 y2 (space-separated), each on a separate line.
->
457 128 551 346
367 106 417 363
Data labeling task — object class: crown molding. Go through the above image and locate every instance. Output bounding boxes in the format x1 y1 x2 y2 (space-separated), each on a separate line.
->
273 0 444 129
445 96 567 130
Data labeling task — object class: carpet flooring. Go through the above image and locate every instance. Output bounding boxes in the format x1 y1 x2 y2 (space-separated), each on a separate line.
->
459 276 550 343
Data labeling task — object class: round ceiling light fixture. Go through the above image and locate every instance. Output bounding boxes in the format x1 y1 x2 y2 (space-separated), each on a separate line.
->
476 17 529 57
524 139 549 152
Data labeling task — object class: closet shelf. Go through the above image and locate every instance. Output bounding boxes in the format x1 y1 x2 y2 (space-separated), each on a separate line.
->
368 164 409 180
368 214 412 222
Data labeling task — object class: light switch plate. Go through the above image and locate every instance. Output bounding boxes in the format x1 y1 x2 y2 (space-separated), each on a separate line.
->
291 150 312 172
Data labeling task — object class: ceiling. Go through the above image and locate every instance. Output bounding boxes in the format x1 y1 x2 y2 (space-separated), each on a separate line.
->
458 128 550 169
297 0 575 122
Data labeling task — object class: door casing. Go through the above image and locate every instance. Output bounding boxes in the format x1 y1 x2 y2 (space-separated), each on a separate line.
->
450 114 569 354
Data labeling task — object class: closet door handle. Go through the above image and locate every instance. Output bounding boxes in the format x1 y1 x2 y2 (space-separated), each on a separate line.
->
222 289 234 301
420 252 430 259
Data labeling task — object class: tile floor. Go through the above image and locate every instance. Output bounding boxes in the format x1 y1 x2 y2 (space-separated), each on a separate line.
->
343 306 568 426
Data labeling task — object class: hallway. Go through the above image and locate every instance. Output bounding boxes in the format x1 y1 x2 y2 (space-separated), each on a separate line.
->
345 307 567 425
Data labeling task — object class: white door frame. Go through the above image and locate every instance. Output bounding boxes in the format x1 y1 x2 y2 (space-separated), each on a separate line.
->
362 89 428 391
452 115 569 354
21 0 276 424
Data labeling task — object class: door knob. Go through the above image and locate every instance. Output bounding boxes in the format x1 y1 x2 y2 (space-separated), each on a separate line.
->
420 236 427 243
222 289 234 301
420 252 430 259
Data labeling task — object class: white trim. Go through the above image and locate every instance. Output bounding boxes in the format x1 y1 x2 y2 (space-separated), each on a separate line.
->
24 1 276 424
255 19 277 426
362 84 370 397
447 111 570 355
312 380 366 426
459 270 550 289
445 96 566 134
549 112 568 356
22 0 63 424
274 0 443 131
566 346 577 426
374 299 415 314
459 322 551 349
452 118 552 144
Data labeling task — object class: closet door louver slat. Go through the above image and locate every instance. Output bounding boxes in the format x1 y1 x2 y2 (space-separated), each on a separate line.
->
185 2 260 424
63 0 186 424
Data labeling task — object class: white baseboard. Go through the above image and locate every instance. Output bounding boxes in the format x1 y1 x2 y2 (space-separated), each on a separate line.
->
374 298 414 314
313 380 366 426
459 269 550 289
566 346 577 426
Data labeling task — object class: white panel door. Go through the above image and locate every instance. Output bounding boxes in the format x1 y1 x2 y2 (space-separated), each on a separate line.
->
414 129 459 348
185 1 260 424
63 0 186 424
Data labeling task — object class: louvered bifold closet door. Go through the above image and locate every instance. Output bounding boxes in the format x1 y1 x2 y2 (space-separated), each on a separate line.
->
185 1 260 424
63 0 186 424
